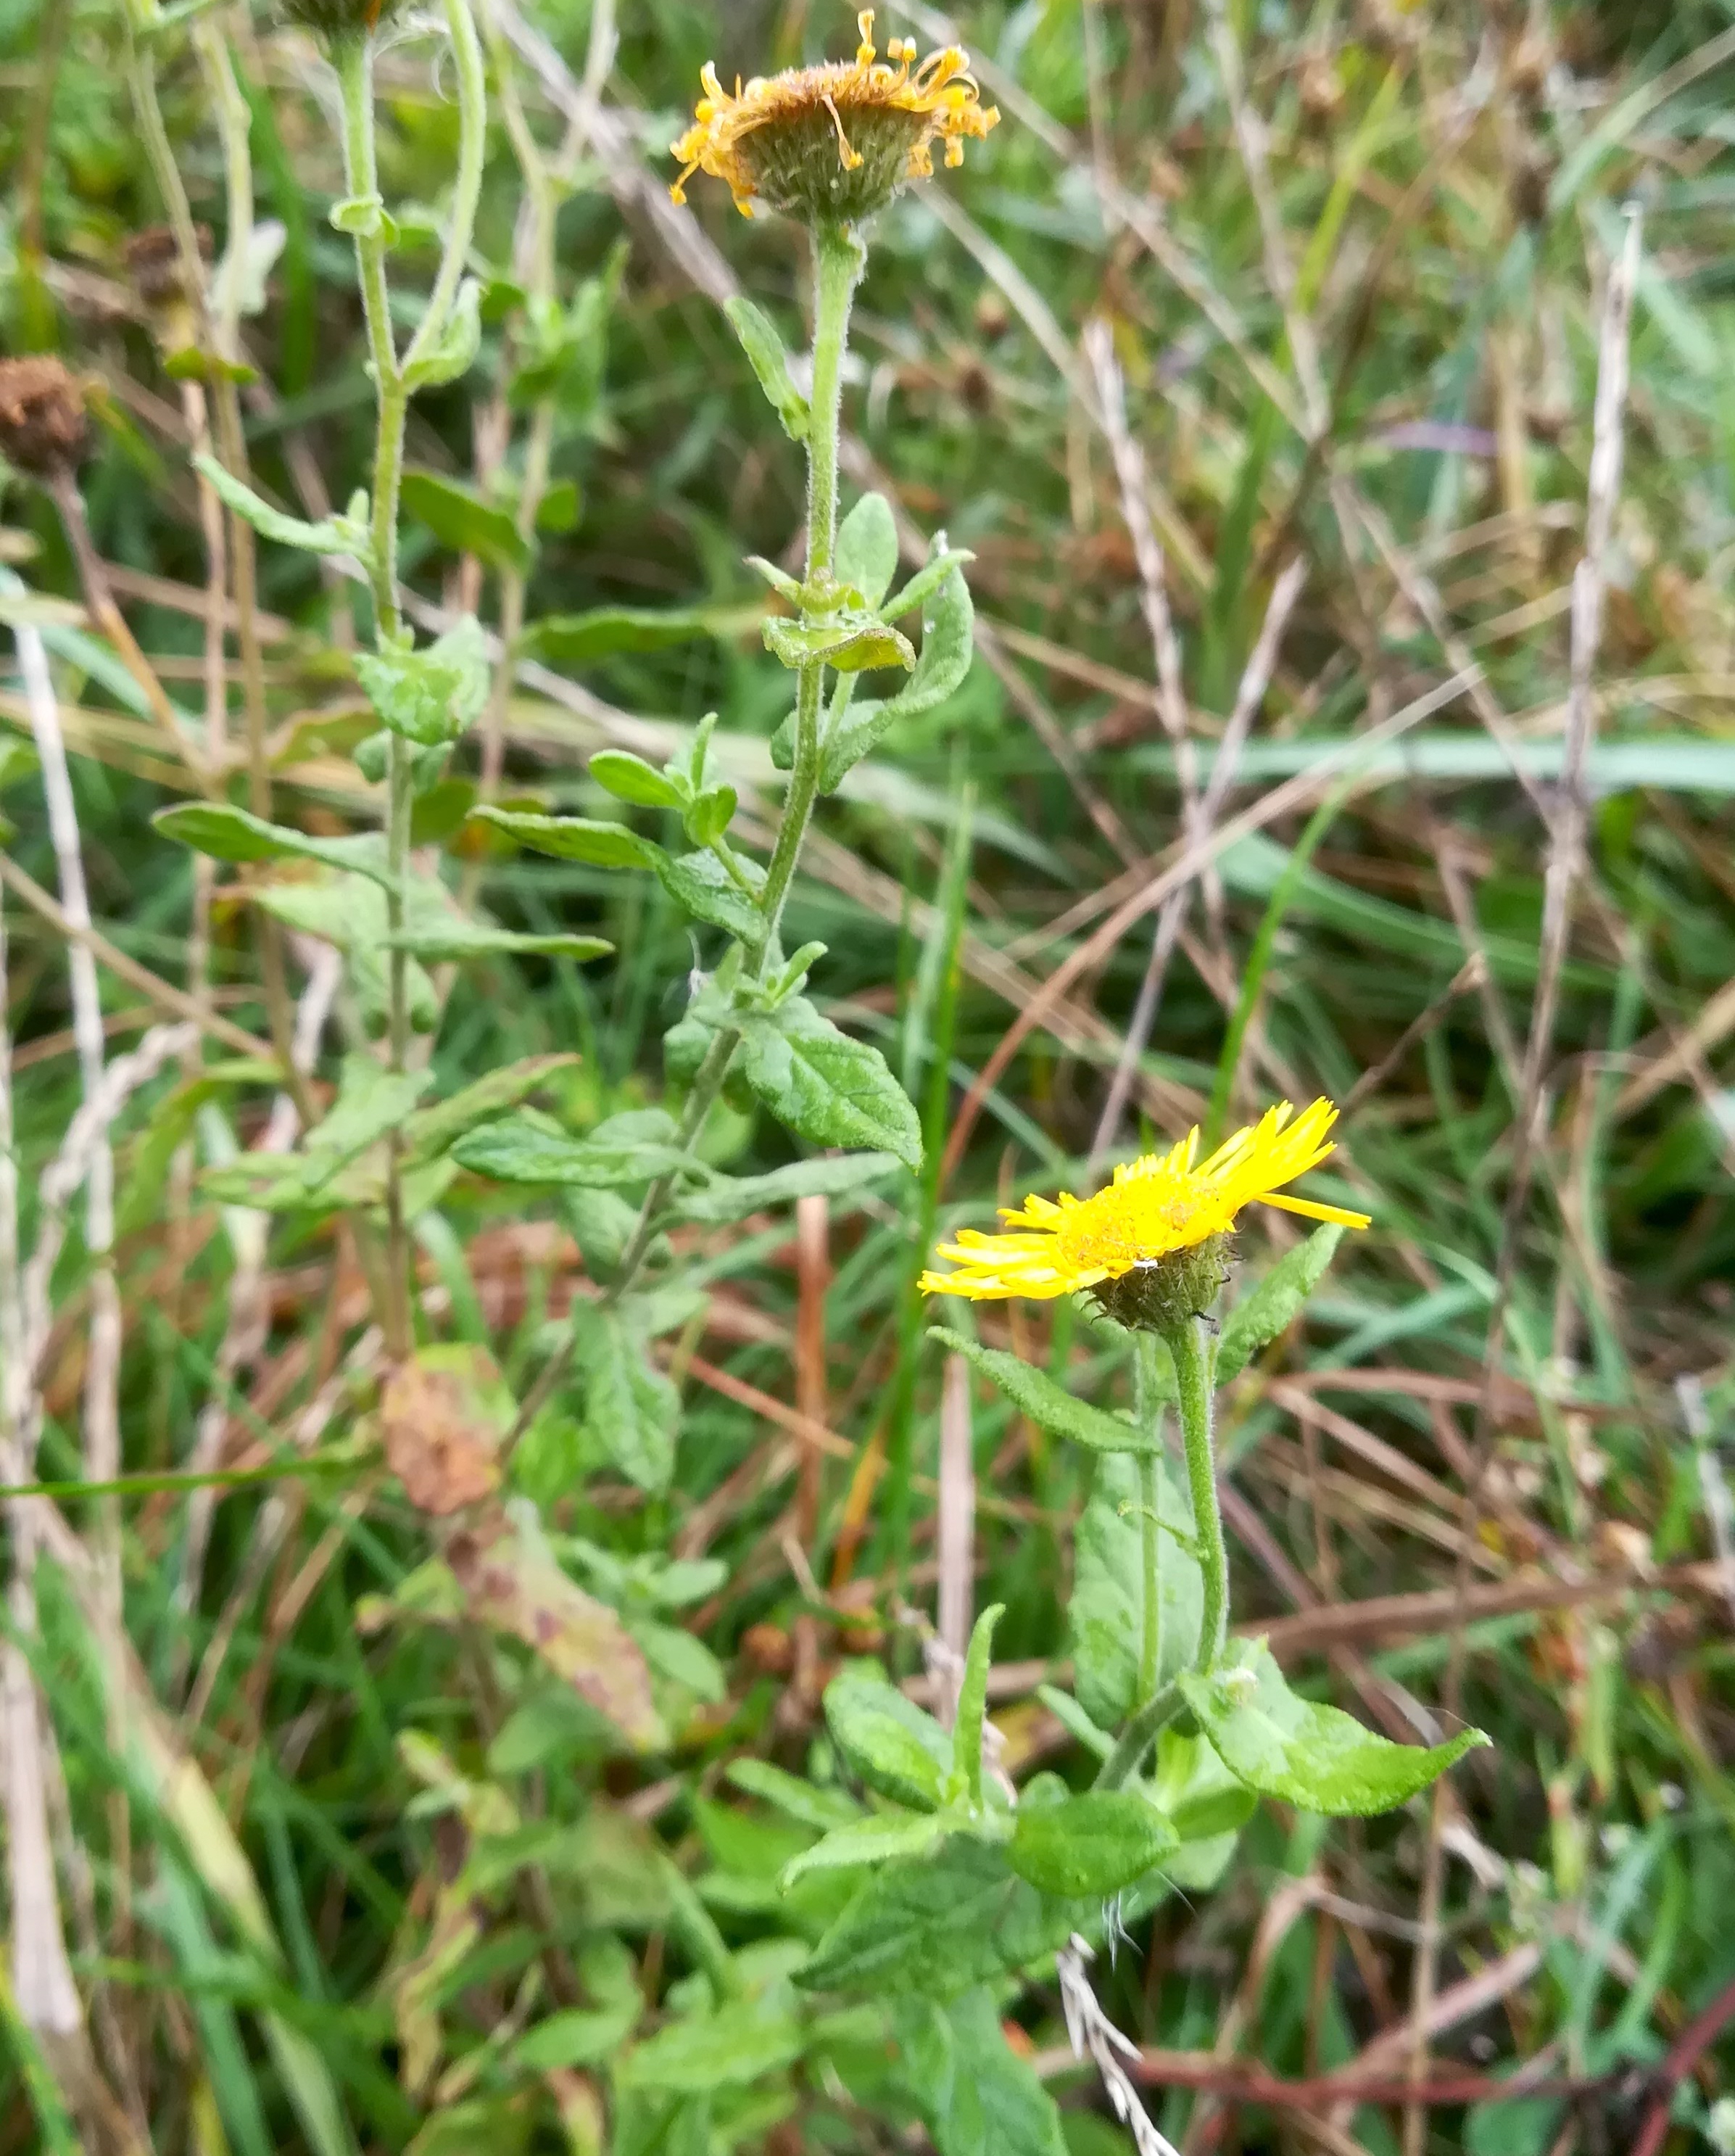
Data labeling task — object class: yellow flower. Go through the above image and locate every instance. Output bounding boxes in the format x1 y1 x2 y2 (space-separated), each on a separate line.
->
920 1099 1370 1313
670 9 999 224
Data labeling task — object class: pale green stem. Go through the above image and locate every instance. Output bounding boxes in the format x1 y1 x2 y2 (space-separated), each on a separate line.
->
402 0 486 379
1135 1334 1164 1703
1171 1315 1228 1673
753 220 862 961
334 9 485 1358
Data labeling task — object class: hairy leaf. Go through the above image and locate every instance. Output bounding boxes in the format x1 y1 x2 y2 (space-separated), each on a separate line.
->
737 999 922 1171
568 1300 680 1493
928 1329 1164 1453
895 1988 1069 2156
1217 1223 1344 1385
1179 1640 1489 1815
781 1810 954 1888
1008 1791 1176 1899
835 492 900 609
722 295 810 441
824 1673 953 1812
1069 1454 1203 1729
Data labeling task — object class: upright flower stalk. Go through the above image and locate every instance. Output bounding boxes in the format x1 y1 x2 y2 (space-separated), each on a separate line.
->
329 0 486 1356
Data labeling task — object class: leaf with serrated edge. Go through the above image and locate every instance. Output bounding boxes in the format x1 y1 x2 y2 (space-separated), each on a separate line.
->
1180 1639 1488 1815
737 999 922 1172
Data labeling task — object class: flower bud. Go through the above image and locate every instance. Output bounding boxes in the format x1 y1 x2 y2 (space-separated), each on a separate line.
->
276 0 403 41
123 223 211 355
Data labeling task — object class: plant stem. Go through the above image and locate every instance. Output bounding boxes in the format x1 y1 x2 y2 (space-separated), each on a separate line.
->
1169 1315 1228 1673
753 220 863 959
1094 1680 1181 1792
334 9 485 1358
1135 1334 1165 1703
510 220 866 1440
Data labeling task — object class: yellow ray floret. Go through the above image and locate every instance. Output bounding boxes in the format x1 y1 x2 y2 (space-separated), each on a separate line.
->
920 1099 1372 1303
670 9 999 218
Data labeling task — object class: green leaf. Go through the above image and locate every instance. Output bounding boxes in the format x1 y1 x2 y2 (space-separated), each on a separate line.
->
192 453 359 558
400 468 532 576
682 784 737 848
835 492 900 609
725 1759 864 1833
819 551 974 793
355 618 489 748
399 1055 581 1169
403 273 481 390
154 803 393 885
928 1329 1165 1453
824 1674 953 1812
781 1810 954 1888
199 1055 431 1212
616 1991 804 2094
723 295 810 442
568 1300 680 1492
450 1114 699 1190
1151 1725 1258 1867
797 1837 1090 1999
1008 1792 1176 1899
953 1604 1003 1806
380 921 611 965
897 1988 1069 2156
737 998 922 1172
883 548 976 622
1217 1223 1344 1384
629 1618 724 1703
537 477 581 533
589 748 686 810
518 603 761 667
1069 1454 1203 1729
763 613 916 675
509 2006 637 2073
666 1152 898 1226
652 848 763 942
468 807 659 870
1178 1640 1490 1816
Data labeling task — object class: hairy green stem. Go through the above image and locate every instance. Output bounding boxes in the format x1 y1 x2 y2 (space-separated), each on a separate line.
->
1094 1680 1181 1792
1135 1334 1164 1703
402 0 487 379
753 220 863 958
1170 1315 1228 1672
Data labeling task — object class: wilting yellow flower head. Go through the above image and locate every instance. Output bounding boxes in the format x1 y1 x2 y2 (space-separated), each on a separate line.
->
921 1100 1370 1327
670 9 999 225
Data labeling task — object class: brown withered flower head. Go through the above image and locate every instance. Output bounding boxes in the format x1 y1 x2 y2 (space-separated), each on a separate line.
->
671 8 998 226
0 357 90 479
125 224 211 352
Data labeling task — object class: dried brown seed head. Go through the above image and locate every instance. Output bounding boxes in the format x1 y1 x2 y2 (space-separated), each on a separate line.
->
0 357 89 478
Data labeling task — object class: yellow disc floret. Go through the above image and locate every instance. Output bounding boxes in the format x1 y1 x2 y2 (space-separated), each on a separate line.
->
670 9 999 223
920 1099 1371 1305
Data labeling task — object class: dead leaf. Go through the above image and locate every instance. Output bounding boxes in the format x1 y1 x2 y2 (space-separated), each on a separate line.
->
381 1346 510 1515
447 1517 663 1752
